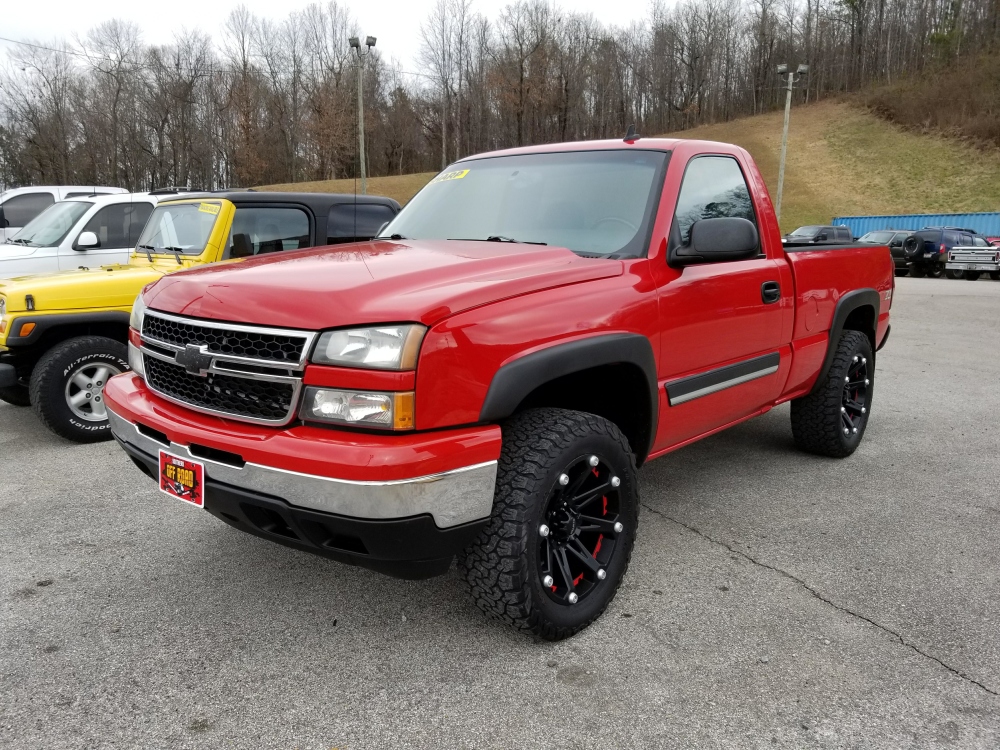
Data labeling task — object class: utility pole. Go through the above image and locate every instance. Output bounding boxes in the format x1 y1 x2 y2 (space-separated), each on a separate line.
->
349 35 377 195
775 63 809 225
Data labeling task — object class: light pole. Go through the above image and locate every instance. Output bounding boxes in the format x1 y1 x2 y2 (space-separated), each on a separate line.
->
349 35 377 195
775 63 809 225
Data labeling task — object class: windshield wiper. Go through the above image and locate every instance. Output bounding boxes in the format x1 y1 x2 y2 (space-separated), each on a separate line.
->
138 243 185 264
8 238 34 247
448 236 548 246
375 233 407 240
163 246 184 265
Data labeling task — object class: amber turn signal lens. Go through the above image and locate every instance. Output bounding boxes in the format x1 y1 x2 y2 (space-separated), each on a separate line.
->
393 392 415 430
18 322 36 337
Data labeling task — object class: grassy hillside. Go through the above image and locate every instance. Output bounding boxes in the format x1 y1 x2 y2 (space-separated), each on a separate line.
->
259 101 1000 233
667 100 1000 232
260 172 436 208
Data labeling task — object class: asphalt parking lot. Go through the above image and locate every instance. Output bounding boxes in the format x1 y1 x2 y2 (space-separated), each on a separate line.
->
2 276 999 749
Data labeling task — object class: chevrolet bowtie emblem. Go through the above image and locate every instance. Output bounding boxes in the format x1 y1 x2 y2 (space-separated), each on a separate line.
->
175 344 213 376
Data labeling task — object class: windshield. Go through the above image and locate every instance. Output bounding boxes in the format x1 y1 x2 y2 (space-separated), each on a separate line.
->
788 225 823 237
136 202 221 255
860 231 895 243
379 150 669 258
7 201 92 247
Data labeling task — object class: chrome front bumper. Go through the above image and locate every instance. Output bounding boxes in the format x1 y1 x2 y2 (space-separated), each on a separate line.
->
106 408 498 529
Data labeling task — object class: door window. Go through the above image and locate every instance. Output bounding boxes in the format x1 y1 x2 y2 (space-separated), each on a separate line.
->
225 207 310 258
328 203 397 244
1 192 55 228
673 156 757 246
78 202 154 248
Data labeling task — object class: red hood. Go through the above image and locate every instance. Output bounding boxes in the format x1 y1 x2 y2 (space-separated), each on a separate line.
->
144 239 624 329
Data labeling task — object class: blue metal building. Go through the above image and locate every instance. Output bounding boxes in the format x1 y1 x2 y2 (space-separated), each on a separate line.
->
832 212 1000 238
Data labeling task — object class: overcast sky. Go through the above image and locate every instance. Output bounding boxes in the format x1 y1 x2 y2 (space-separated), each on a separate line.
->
1 0 657 73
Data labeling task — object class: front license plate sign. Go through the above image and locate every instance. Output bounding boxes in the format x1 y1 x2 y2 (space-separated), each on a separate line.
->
159 451 205 508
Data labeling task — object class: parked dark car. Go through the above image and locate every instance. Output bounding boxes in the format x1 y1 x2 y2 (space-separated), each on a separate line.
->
913 227 991 279
858 230 921 277
783 225 852 244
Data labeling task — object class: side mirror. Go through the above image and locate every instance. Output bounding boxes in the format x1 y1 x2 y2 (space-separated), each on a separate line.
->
815 233 828 242
76 231 99 249
669 218 759 267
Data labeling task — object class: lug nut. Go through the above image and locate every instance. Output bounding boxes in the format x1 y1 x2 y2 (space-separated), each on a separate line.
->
539 524 550 538
613 521 624 533
543 575 554 587
558 474 569 486
87 383 93 389
589 455 599 467
862 358 867 364
861 407 866 414
597 569 607 580
864 379 870 385
852 427 858 434
85 393 91 399
844 428 849 434
568 593 579 604
841 407 846 413
610 476 621 488
845 376 850 383
853 356 859 362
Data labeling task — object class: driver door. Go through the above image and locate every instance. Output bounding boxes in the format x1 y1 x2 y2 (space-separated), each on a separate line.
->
652 154 792 449
59 202 154 270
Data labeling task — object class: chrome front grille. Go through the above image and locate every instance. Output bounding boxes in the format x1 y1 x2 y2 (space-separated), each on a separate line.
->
139 310 316 425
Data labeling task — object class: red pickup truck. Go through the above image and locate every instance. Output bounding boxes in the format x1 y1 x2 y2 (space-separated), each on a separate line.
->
104 137 893 640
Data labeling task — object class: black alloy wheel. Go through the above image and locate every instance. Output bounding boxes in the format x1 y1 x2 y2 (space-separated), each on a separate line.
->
840 353 870 440
537 454 624 607
459 408 638 640
790 329 874 458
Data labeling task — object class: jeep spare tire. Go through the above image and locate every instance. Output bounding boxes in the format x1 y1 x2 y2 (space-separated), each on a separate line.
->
29 336 128 443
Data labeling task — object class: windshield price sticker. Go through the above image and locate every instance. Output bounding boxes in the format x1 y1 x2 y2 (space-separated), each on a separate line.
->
198 202 221 215
159 451 205 508
431 169 470 184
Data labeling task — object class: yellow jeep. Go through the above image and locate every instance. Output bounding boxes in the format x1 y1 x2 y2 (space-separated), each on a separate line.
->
0 192 400 441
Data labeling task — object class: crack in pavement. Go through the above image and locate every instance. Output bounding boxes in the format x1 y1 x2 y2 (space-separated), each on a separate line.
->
641 502 1000 698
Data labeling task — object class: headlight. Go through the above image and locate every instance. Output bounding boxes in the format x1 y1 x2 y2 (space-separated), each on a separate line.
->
312 325 426 370
300 387 415 430
130 294 147 331
0 296 6 317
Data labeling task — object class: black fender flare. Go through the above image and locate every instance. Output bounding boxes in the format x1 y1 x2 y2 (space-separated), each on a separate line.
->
3 311 130 347
479 333 659 460
812 288 880 393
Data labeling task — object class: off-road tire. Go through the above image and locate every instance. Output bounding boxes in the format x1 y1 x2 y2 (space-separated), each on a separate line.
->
29 336 128 443
790 330 874 458
910 266 926 278
946 268 965 280
893 269 908 277
990 272 1000 281
458 408 639 641
965 271 981 281
926 265 943 278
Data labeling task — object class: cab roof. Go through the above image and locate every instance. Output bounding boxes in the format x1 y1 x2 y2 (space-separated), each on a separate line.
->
158 191 401 211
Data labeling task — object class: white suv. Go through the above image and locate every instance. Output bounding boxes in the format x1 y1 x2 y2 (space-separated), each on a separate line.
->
0 186 127 243
0 192 185 279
